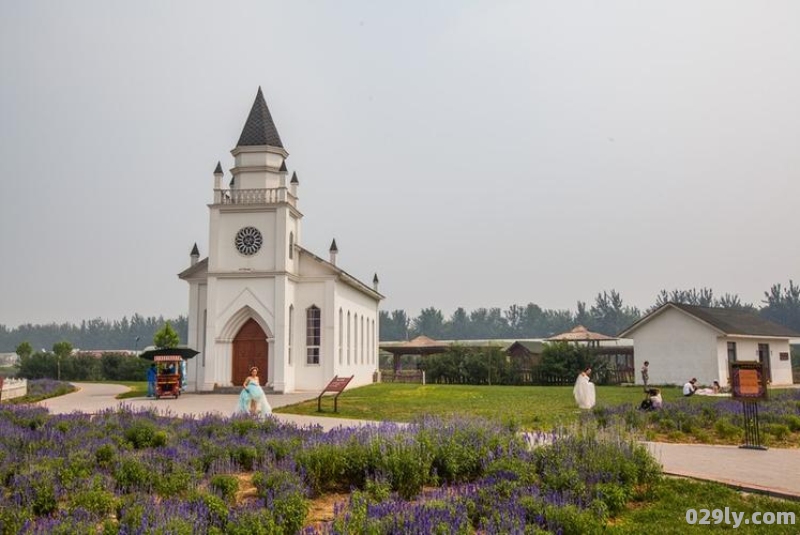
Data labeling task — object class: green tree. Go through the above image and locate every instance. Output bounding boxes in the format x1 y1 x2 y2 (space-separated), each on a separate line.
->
412 307 446 338
539 342 601 383
15 341 33 359
153 322 180 348
761 280 800 332
52 341 73 381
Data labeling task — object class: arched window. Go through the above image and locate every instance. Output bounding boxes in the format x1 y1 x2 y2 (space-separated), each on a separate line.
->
306 305 321 365
338 308 343 365
361 316 365 365
289 232 294 260
288 305 294 365
354 314 359 365
347 312 351 365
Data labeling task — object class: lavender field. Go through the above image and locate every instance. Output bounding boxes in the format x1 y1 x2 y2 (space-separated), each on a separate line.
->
0 404 660 534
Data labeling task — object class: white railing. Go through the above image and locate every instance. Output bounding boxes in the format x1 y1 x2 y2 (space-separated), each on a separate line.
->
214 188 296 207
0 378 27 401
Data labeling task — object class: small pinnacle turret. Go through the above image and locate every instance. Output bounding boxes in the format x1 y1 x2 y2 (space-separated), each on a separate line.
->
279 160 287 173
329 239 338 265
190 243 200 266
290 171 299 184
214 161 223 175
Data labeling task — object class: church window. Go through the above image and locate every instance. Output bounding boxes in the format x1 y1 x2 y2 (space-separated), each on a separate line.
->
354 314 359 364
288 305 294 365
289 232 294 260
338 308 343 365
361 316 365 364
347 312 351 365
306 305 321 365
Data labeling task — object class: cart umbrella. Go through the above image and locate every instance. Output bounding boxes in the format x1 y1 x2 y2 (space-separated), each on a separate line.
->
138 347 200 361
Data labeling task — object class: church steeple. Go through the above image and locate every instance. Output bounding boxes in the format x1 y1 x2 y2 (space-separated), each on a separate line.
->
236 87 284 149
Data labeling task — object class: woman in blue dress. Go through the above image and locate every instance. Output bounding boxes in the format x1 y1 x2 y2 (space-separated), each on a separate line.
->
236 366 272 416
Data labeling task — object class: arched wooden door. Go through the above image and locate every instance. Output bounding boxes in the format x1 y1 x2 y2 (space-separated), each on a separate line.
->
232 318 268 385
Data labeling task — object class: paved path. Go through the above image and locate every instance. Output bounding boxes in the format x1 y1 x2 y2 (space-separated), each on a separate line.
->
37 383 800 499
645 441 800 500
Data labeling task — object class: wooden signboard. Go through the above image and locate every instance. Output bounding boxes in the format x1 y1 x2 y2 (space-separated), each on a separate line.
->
730 361 768 401
317 375 354 413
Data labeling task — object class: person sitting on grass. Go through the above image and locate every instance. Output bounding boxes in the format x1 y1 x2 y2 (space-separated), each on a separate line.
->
639 388 662 411
682 378 697 396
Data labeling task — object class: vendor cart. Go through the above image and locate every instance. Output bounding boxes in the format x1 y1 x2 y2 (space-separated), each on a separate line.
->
154 355 182 399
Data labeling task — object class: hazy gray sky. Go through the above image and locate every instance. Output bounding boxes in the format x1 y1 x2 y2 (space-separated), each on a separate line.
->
1 1 798 328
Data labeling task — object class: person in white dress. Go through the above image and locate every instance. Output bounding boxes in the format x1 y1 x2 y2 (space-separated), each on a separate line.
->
573 367 596 409
236 366 272 417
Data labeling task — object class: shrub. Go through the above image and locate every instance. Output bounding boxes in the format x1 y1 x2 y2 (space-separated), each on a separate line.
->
68 487 118 516
210 474 239 503
123 420 167 449
764 423 790 441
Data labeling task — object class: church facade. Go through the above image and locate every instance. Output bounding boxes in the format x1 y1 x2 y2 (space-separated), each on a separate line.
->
179 88 383 393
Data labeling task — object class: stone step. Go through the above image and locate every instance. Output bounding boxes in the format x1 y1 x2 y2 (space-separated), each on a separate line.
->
211 385 278 395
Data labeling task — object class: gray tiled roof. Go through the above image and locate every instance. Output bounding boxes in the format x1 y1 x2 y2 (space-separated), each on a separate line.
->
236 87 284 149
670 303 800 337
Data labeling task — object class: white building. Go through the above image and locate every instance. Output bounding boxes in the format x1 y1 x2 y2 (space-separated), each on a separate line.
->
179 88 383 393
620 302 798 387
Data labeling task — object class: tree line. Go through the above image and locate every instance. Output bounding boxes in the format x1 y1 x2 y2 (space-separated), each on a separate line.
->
1 281 797 351
380 282 800 341
0 314 187 353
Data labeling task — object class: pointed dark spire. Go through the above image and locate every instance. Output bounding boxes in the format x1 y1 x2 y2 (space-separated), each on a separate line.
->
373 273 379 284
290 171 299 184
214 161 223 175
191 243 200 256
329 239 338 253
236 87 284 149
279 160 287 172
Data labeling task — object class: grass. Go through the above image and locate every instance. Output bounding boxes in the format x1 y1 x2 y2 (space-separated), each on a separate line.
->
276 383 686 429
611 477 800 534
108 381 146 399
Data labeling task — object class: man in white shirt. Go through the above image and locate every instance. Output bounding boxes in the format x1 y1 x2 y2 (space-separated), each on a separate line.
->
683 378 697 396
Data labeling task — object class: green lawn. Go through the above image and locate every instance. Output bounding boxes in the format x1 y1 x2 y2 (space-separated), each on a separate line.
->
276 383 685 429
611 477 800 534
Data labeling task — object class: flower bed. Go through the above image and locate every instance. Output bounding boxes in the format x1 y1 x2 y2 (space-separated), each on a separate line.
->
0 406 660 533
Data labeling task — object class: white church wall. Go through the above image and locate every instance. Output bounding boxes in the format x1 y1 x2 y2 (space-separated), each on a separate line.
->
211 212 277 273
185 281 207 392
333 282 380 389
294 281 328 391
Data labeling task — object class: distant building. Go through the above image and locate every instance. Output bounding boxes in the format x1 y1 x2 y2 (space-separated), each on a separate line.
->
179 89 383 393
0 353 18 366
620 302 799 386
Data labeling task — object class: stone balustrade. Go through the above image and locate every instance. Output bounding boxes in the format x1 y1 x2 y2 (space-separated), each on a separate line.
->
213 188 296 207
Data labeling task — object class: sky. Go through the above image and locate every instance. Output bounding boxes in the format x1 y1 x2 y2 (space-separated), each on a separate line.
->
1 1 799 328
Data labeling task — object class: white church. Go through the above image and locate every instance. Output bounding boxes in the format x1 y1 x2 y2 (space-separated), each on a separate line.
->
179 88 383 393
